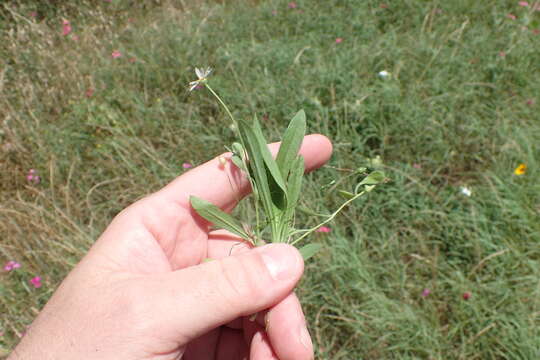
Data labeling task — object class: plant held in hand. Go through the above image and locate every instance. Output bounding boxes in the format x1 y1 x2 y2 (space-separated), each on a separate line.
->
188 67 385 260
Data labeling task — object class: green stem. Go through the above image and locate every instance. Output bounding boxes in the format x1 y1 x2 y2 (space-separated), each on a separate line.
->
204 83 263 241
290 190 367 246
205 84 238 130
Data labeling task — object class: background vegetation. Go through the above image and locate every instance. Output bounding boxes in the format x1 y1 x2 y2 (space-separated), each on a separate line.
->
1 0 539 358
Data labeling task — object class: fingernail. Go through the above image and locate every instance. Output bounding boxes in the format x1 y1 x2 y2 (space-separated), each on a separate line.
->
299 324 313 351
258 244 301 281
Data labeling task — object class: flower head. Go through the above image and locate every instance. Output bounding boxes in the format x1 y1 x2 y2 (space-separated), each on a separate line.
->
518 1 529 7
514 163 526 175
62 23 72 36
189 67 212 91
421 288 431 297
316 226 331 233
460 186 472 197
288 2 297 9
30 276 42 288
4 260 21 272
462 291 471 300
378 70 391 78
26 169 41 184
182 162 193 169
111 50 122 59
335 37 343 44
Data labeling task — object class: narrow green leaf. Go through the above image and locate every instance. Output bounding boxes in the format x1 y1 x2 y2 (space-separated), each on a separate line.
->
276 109 306 180
238 120 275 226
338 190 355 199
190 196 252 242
299 243 322 261
280 156 304 241
251 117 287 205
358 170 385 186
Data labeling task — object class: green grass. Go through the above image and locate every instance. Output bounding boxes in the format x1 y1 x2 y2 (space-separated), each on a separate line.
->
1 0 539 358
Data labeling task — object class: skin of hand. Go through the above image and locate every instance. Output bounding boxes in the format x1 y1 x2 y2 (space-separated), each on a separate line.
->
9 135 333 360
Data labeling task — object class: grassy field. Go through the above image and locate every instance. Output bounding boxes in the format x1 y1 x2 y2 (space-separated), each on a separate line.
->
1 0 539 358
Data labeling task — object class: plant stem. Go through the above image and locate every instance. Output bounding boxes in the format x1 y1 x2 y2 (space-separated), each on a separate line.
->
205 84 238 129
204 83 263 241
290 190 367 246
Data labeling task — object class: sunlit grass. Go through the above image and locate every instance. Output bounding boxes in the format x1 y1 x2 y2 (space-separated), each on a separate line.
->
1 0 539 358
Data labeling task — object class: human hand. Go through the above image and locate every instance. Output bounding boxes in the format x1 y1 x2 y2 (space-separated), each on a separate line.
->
9 134 333 360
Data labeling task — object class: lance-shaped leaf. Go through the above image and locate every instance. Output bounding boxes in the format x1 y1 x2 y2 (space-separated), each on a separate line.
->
276 109 306 180
299 243 322 261
279 155 304 241
190 196 252 243
238 120 277 235
251 117 287 210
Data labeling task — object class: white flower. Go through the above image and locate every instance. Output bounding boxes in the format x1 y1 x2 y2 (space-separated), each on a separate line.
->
189 67 212 91
460 186 472 197
378 70 391 78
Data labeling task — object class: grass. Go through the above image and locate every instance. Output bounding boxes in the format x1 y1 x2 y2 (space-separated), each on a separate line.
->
1 0 539 358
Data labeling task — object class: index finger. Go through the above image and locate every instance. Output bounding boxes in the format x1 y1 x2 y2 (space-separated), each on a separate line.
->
155 134 332 211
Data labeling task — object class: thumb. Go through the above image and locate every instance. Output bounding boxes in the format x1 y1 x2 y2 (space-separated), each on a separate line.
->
149 243 304 344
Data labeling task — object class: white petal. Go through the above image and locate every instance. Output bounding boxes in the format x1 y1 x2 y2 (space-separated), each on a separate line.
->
189 82 199 92
195 67 204 79
203 67 212 77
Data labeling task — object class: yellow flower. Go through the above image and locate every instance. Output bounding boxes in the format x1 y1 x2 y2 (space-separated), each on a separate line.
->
514 163 526 176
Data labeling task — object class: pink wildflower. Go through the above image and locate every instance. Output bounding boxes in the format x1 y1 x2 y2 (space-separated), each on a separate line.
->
288 2 297 9
518 1 529 6
498 51 506 58
30 276 42 288
316 226 331 233
111 50 122 59
462 291 472 300
62 20 72 36
335 37 343 44
29 11 37 18
4 261 21 271
26 169 41 184
413 163 422 169
182 162 193 169
421 288 431 297
507 13 517 20
526 99 535 106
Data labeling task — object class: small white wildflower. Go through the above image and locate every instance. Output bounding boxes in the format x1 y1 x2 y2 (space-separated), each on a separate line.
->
189 67 212 91
460 186 472 197
378 70 391 78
